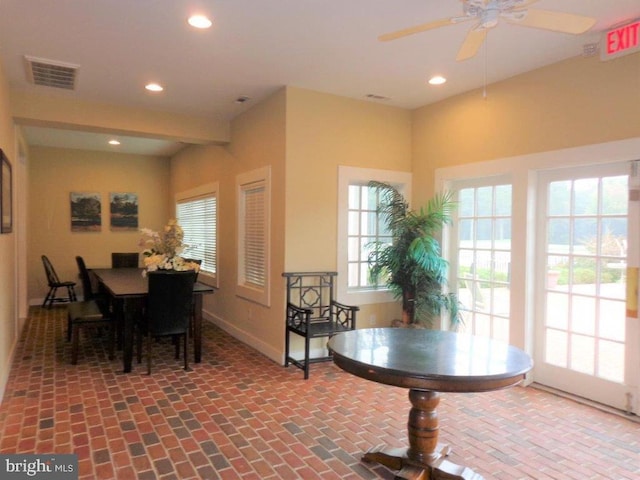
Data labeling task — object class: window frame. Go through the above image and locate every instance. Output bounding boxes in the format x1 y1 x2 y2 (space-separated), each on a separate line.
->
175 182 219 288
337 166 412 305
236 166 271 306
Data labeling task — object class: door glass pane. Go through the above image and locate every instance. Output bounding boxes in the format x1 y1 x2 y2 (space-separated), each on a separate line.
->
598 340 624 382
545 329 568 367
546 293 568 329
571 334 595 375
549 181 571 216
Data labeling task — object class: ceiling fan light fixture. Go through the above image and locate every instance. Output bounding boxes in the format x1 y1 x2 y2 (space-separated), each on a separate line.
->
428 75 447 85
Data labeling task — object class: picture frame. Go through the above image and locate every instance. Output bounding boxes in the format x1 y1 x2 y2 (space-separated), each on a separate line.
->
1 149 11 234
110 192 138 231
70 192 102 232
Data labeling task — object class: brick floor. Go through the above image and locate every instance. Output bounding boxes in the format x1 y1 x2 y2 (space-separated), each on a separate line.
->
0 306 638 479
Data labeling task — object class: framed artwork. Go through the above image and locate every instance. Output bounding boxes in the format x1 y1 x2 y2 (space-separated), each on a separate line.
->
70 192 102 232
1 150 11 234
110 192 138 231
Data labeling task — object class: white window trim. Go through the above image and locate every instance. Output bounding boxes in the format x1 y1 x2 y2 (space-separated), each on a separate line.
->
175 182 219 288
337 165 412 305
236 166 271 307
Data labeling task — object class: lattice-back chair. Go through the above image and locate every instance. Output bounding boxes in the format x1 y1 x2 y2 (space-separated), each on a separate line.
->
283 272 359 379
41 255 77 308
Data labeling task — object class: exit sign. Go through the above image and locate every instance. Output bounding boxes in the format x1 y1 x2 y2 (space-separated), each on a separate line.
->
601 19 640 60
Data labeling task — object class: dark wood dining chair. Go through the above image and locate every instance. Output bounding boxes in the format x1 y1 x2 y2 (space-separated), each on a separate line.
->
41 255 77 308
136 270 196 374
67 256 114 364
111 252 139 268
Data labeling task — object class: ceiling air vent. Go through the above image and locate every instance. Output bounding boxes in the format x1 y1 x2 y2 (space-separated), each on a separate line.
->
24 55 79 90
365 94 390 101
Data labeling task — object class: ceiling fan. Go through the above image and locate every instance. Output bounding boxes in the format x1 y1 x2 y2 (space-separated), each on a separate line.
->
378 0 596 61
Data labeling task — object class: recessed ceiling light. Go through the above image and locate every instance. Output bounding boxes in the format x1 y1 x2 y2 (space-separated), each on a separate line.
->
145 83 164 92
428 75 447 85
108 139 121 146
188 14 212 29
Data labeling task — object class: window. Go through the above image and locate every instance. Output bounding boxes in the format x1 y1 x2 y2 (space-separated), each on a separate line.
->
176 183 218 287
237 166 271 306
347 184 392 290
337 166 411 305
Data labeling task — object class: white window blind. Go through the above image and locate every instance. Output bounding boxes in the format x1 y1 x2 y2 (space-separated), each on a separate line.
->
242 183 265 287
176 194 217 275
236 166 271 306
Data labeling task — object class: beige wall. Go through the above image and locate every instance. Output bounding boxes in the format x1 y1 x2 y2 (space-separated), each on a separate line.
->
284 87 412 270
284 87 410 329
169 86 412 363
412 53 640 204
0 56 17 399
170 88 287 362
28 147 171 301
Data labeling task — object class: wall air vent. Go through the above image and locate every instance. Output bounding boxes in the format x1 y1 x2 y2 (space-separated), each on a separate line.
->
24 55 79 90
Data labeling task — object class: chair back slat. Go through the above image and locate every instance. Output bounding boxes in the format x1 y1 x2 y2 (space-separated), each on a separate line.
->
284 272 336 321
41 255 61 285
111 252 139 268
75 256 94 301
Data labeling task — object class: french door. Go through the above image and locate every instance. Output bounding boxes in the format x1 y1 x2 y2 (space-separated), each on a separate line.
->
450 178 512 343
535 163 634 411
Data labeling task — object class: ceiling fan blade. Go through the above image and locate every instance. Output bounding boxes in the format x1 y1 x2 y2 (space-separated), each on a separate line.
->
513 0 541 8
507 9 596 34
378 18 458 42
456 28 487 61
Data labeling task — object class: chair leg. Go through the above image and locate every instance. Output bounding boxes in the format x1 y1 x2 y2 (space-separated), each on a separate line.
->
108 323 115 361
174 335 180 360
68 286 77 302
304 336 311 380
71 324 80 365
147 332 152 375
284 329 290 367
43 287 55 308
136 330 142 364
184 330 190 372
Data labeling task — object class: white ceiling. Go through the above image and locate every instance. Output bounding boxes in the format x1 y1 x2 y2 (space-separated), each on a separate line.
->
1 0 639 155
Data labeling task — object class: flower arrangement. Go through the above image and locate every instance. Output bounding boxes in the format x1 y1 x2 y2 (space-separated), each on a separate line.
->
139 219 200 276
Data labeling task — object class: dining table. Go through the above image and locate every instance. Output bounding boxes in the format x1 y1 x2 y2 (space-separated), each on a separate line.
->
327 328 533 480
91 268 215 373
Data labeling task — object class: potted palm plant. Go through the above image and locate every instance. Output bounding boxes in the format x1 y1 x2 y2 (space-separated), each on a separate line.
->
368 181 461 328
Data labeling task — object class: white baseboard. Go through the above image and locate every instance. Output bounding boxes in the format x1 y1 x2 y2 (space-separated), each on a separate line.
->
202 309 283 365
0 316 26 404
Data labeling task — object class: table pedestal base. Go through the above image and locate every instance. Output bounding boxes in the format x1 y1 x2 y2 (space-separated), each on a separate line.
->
362 389 483 480
363 445 482 480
